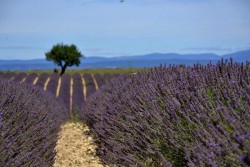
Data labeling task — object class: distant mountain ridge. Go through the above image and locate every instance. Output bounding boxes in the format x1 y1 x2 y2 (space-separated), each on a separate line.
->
0 49 249 71
222 50 250 62
115 53 220 60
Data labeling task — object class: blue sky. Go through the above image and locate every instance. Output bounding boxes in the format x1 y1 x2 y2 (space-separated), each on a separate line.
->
0 0 250 60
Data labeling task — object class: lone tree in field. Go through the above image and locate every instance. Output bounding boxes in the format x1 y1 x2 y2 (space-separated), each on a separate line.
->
45 43 84 76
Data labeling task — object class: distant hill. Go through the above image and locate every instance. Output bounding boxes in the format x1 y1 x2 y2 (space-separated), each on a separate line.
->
116 53 220 60
222 49 250 62
0 49 249 71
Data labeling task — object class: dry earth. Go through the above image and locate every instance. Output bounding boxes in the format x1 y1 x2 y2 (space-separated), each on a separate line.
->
54 121 107 167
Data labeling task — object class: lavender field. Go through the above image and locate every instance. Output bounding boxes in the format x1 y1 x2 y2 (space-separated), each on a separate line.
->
0 71 121 166
0 71 120 114
0 79 69 166
1 60 250 166
85 60 250 167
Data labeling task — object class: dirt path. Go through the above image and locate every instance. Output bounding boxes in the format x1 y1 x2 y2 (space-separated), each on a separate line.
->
44 77 50 91
54 121 106 167
92 75 99 90
33 77 39 85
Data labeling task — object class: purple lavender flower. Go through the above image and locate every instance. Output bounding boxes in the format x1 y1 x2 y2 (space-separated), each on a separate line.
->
0 79 69 166
84 59 250 167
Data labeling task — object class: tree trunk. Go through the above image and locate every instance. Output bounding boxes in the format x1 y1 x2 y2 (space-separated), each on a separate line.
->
60 64 67 76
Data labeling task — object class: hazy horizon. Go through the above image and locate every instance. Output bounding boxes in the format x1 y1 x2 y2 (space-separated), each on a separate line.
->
0 49 244 61
1 0 250 60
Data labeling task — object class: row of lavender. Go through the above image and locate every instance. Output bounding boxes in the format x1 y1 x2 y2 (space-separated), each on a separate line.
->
0 72 120 113
84 60 250 166
0 72 120 166
0 79 69 166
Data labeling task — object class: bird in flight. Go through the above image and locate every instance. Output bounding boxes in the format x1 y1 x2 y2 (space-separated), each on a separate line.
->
120 0 124 2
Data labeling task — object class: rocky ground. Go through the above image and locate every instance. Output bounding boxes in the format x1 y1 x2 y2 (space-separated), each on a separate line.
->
54 121 107 167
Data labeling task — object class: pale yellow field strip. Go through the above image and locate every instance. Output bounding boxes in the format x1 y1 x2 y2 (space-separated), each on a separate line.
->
70 77 73 114
21 77 26 83
33 77 39 85
92 75 99 90
82 77 87 101
44 77 50 91
56 77 62 97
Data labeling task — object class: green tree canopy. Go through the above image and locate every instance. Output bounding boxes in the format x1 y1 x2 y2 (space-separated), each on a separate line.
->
45 43 84 76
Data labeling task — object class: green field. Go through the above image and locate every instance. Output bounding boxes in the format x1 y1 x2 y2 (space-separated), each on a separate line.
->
3 67 144 76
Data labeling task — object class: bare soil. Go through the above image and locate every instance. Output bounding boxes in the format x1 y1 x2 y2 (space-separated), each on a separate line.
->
54 121 107 167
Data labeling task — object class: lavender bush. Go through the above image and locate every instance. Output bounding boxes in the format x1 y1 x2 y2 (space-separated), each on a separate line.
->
0 79 69 166
24 73 38 84
58 74 71 111
85 60 250 167
72 73 85 111
103 73 123 84
0 72 5 78
111 73 121 79
103 73 112 83
1 72 16 80
94 73 106 88
83 74 96 98
12 73 27 82
46 73 59 96
35 73 49 89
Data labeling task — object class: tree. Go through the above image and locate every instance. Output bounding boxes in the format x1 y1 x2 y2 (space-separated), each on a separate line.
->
45 43 84 76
